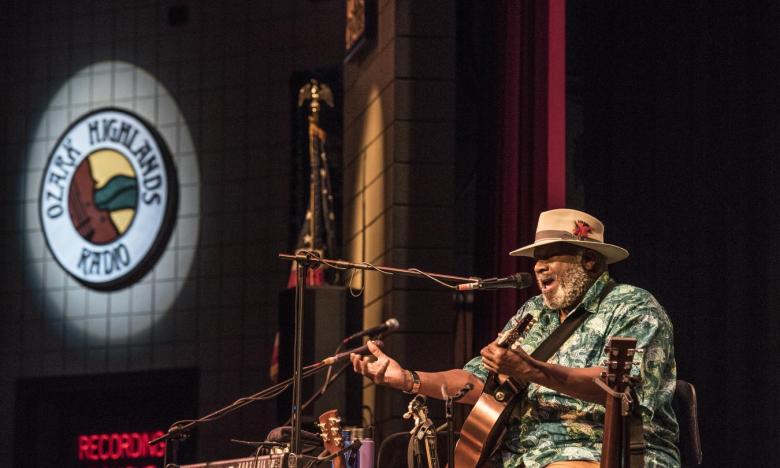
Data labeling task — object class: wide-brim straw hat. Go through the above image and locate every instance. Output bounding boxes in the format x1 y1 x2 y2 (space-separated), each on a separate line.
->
510 209 629 264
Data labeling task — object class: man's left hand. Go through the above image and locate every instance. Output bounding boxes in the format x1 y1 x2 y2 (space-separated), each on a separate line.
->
480 341 541 381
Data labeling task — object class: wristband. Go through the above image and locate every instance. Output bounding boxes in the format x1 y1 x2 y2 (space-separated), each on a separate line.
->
403 370 421 394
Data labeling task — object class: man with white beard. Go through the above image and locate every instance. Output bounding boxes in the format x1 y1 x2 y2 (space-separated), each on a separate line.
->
351 209 680 468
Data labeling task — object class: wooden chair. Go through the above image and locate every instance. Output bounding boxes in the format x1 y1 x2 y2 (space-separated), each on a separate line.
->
673 379 703 467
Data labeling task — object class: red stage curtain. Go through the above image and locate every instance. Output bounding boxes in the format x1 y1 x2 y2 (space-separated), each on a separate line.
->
478 0 567 338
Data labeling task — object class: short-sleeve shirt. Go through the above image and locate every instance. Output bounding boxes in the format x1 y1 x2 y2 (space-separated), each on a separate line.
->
463 272 680 468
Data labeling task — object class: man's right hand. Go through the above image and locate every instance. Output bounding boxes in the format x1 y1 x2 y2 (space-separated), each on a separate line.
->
350 340 408 391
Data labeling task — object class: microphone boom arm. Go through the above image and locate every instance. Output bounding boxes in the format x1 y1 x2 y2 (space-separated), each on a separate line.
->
278 251 480 288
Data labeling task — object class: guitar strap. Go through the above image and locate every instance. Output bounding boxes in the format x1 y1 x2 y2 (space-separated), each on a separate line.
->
407 428 421 468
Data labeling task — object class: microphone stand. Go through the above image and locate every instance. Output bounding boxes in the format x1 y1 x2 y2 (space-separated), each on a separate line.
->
290 251 310 455
278 250 480 461
445 393 455 468
148 358 334 464
439 383 473 468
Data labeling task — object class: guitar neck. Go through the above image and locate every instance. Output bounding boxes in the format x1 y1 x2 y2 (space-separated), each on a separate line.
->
599 336 637 468
601 397 624 468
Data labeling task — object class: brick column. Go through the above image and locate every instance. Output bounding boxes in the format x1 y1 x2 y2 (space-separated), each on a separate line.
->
343 0 457 436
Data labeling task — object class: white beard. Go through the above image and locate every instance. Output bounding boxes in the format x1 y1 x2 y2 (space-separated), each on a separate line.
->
541 261 593 310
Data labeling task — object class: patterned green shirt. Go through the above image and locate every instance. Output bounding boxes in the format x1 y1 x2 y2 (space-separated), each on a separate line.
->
463 272 680 468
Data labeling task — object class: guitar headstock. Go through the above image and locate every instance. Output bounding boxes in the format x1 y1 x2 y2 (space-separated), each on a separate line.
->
403 394 432 430
317 409 344 456
497 314 536 351
601 337 638 392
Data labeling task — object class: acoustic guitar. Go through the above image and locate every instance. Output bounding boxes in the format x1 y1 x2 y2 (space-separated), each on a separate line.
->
453 314 536 467
317 409 346 468
599 337 637 468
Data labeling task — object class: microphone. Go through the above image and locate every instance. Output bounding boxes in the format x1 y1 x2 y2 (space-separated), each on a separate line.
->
342 318 399 344
321 340 384 366
265 427 323 445
456 272 533 291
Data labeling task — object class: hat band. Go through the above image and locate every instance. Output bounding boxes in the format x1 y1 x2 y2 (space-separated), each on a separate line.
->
534 230 602 243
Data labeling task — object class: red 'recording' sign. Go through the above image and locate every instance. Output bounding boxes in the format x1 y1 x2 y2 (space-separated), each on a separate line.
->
77 431 166 462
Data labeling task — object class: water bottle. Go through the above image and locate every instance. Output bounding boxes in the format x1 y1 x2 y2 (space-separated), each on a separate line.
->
358 427 374 468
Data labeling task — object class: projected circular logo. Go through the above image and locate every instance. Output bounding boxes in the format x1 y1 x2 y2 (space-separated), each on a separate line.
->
40 108 178 290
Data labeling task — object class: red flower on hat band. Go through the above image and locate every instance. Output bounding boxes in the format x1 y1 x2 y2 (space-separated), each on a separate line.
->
573 220 592 239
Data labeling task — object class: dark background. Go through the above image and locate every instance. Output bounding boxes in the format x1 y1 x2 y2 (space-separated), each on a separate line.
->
565 1 780 465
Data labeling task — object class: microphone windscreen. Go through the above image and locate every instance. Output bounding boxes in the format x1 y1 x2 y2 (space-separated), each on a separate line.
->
386 318 400 331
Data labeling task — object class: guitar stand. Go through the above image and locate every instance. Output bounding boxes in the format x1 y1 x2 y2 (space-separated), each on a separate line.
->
403 395 438 468
444 392 455 468
595 378 635 416
594 378 639 468
316 440 362 466
441 382 474 468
